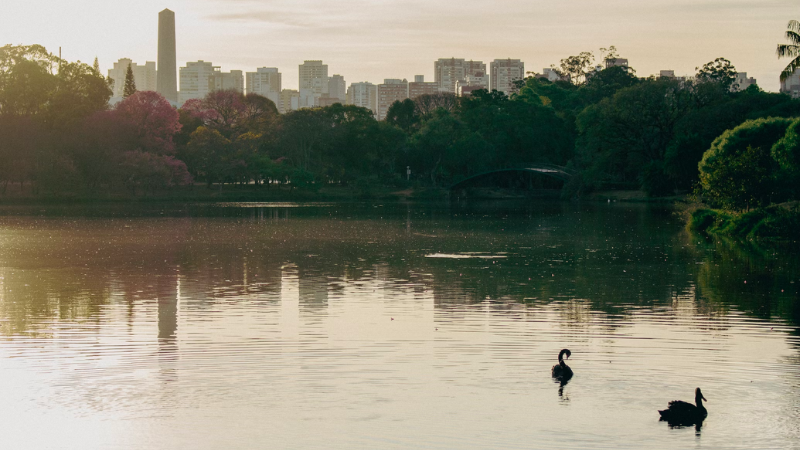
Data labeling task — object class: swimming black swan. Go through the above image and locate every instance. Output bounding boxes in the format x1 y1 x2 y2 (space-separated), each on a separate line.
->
659 388 707 425
551 349 573 380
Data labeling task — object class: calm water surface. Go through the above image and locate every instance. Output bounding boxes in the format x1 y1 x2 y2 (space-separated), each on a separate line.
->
0 201 798 449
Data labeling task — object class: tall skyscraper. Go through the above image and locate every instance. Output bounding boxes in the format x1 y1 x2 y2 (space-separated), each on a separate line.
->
247 68 282 106
157 9 177 103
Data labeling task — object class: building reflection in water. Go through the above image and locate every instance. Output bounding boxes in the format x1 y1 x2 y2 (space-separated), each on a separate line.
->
157 272 180 387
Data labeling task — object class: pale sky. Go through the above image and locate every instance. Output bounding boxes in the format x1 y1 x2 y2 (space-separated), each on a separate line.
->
2 0 798 92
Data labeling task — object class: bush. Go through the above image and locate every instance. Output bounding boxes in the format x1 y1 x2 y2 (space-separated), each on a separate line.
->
698 117 792 210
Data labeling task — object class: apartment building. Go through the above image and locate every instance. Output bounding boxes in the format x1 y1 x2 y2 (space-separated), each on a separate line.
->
279 89 300 114
346 82 378 116
377 78 409 120
734 72 757 91
490 59 524 95
108 58 157 99
328 74 347 102
246 67 281 105
210 70 244 93
179 60 218 104
299 60 329 107
408 75 441 99
434 58 486 93
781 68 800 98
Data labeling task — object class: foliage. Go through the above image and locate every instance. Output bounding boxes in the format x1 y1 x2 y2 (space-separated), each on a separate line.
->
665 88 800 191
553 51 595 86
698 117 792 210
123 63 136 98
385 99 418 133
575 78 695 195
689 206 800 240
777 20 800 81
696 57 738 91
115 91 181 154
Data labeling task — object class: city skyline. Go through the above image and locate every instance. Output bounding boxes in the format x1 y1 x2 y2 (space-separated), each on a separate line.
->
1 0 796 92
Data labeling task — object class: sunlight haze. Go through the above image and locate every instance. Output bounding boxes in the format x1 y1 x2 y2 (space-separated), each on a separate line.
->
2 0 795 90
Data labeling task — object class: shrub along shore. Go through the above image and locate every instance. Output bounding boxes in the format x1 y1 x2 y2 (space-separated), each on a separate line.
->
687 204 800 241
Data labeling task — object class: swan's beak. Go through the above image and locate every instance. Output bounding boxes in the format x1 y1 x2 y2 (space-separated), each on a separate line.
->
702 396 707 401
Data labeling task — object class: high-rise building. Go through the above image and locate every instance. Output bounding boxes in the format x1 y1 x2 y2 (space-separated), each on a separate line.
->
541 68 563 82
328 74 346 102
605 58 629 69
157 9 177 103
298 60 329 108
490 59 524 95
346 82 378 116
434 58 486 94
108 58 157 98
299 60 328 91
178 60 218 104
658 70 688 82
279 89 300 114
781 68 800 98
456 72 488 96
377 78 409 120
246 67 281 105
210 70 244 93
408 75 441 99
733 72 757 91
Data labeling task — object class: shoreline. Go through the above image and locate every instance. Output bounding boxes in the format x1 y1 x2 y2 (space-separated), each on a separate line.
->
0 185 686 205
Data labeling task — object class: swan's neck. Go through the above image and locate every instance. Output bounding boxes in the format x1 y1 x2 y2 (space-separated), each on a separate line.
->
696 397 704 409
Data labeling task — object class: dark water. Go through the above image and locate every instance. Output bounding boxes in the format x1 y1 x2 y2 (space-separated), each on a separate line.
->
0 201 798 449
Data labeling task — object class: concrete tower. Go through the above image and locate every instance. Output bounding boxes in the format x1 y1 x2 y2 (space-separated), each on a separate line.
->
157 9 178 103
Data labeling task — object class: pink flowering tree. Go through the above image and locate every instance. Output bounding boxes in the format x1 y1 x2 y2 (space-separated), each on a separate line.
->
115 91 181 154
119 150 193 195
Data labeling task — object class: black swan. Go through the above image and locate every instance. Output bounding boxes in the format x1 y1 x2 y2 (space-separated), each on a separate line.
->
551 349 573 380
659 388 707 425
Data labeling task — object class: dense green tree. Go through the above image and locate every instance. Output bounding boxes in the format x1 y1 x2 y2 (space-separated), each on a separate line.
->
696 57 737 91
553 51 595 86
665 89 800 190
408 110 492 186
575 79 695 195
123 63 136 98
698 117 793 210
0 59 56 116
48 60 113 128
385 99 418 133
185 126 235 186
459 89 574 167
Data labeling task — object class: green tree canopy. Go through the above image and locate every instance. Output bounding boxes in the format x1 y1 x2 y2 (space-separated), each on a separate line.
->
698 117 793 210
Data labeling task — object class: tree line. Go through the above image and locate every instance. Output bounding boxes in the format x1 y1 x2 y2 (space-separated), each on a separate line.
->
1 43 799 203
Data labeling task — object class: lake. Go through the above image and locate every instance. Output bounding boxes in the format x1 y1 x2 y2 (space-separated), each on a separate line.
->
0 201 798 449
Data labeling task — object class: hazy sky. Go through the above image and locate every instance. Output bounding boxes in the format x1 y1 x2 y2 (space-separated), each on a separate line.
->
2 0 798 91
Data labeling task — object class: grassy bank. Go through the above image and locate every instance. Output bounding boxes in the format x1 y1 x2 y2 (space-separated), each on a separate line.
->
687 203 800 240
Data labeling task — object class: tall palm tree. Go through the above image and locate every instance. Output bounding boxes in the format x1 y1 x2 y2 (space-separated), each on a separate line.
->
777 20 800 81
